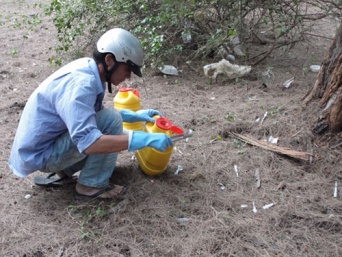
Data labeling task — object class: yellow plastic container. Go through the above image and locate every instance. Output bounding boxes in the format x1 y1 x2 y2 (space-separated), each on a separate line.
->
136 117 183 176
113 88 144 131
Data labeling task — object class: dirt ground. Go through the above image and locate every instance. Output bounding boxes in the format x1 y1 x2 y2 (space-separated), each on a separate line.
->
1 1 342 257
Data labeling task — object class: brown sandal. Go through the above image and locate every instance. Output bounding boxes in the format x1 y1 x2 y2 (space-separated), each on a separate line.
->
73 185 127 203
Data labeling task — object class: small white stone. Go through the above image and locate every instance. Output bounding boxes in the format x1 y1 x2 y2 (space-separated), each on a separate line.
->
24 194 32 199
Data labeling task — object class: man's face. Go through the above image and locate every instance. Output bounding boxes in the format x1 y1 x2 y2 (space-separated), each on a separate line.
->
111 63 132 86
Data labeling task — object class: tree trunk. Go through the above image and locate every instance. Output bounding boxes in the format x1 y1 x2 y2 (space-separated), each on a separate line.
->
303 22 342 133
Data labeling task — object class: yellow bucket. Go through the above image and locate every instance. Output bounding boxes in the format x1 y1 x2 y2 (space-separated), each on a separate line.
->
136 117 183 176
113 88 143 131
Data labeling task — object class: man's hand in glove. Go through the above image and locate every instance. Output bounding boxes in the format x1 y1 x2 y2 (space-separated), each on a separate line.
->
128 131 173 152
120 109 162 123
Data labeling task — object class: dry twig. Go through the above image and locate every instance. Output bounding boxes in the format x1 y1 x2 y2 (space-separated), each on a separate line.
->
231 133 314 161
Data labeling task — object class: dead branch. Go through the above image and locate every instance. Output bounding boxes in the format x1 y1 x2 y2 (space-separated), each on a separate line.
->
231 132 314 161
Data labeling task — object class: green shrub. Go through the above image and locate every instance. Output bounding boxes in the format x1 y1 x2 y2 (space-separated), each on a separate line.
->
42 0 342 67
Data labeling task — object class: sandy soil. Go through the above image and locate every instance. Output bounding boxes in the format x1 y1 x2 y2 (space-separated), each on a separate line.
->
1 1 342 257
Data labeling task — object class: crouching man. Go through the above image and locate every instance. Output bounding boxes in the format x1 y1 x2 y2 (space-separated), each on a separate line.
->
8 28 173 202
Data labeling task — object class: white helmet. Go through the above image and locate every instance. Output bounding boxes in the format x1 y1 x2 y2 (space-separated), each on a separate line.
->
97 28 144 77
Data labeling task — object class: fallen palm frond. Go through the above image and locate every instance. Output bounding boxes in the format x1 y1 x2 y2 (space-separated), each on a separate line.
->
231 133 314 161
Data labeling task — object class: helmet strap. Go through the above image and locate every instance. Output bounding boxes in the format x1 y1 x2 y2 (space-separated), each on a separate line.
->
104 61 120 94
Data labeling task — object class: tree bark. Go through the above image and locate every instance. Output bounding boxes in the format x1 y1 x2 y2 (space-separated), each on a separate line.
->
303 21 342 132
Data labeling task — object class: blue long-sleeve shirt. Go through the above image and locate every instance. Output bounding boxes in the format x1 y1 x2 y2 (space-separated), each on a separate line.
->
9 58 106 177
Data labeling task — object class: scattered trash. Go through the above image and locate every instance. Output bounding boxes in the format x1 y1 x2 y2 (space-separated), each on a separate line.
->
262 203 274 210
261 111 268 124
226 54 236 62
57 245 65 257
291 129 303 138
241 204 248 208
256 111 268 124
283 77 295 88
131 155 136 160
159 65 179 76
252 201 258 213
324 92 339 111
277 181 286 190
218 183 225 190
210 97 216 100
177 217 190 223
310 65 321 73
209 138 217 143
24 194 31 199
174 146 183 155
248 96 259 101
231 36 245 57
255 169 261 188
217 46 236 61
234 164 239 177
203 59 251 83
268 136 279 144
263 203 275 210
261 69 274 78
175 165 184 175
261 67 274 84
333 181 338 198
181 29 192 43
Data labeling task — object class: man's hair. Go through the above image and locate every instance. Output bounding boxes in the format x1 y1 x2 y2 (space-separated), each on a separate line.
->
92 46 120 93
93 46 108 65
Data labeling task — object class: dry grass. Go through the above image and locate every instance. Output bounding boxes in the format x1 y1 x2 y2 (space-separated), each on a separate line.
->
1 1 342 256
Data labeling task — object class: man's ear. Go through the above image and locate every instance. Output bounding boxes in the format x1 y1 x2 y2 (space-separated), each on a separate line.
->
104 54 115 70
